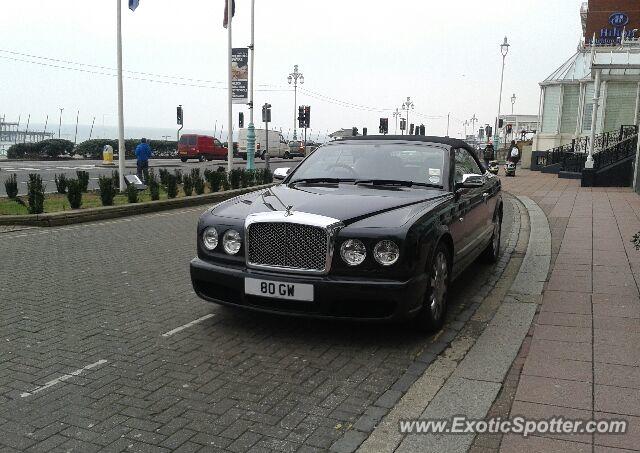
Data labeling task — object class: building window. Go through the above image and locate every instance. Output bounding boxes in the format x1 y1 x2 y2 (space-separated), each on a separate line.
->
541 86 561 133
604 83 637 132
560 85 580 134
582 83 595 132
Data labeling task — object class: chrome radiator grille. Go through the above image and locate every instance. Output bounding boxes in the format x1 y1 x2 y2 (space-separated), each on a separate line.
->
247 222 328 272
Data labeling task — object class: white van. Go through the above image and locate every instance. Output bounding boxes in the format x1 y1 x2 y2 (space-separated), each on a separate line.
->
237 128 295 159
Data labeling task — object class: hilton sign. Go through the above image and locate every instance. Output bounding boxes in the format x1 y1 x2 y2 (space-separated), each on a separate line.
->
585 0 640 44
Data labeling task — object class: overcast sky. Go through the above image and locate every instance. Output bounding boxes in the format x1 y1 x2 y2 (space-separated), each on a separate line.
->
0 0 585 139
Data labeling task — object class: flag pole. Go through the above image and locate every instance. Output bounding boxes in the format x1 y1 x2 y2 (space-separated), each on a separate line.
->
117 0 126 192
226 0 233 174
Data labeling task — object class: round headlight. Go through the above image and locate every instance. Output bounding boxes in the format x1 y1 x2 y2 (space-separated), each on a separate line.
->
202 227 218 250
223 229 242 255
374 240 400 266
340 239 367 266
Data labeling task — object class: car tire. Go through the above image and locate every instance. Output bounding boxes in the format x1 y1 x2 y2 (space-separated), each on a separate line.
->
180 158 187 163
415 242 451 333
481 211 502 263
284 151 291 159
198 155 205 162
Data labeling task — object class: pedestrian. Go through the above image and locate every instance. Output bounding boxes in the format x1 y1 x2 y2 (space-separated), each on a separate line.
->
135 138 152 183
483 143 495 168
508 140 520 164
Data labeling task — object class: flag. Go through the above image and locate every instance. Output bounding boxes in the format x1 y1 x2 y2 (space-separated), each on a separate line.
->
129 0 140 11
223 0 235 28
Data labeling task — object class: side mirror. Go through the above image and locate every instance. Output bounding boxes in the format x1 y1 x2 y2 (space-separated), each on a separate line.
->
456 174 485 190
273 167 290 181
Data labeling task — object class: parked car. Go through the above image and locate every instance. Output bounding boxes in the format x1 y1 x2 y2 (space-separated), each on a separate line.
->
190 136 502 332
178 134 228 162
286 140 307 158
237 129 291 159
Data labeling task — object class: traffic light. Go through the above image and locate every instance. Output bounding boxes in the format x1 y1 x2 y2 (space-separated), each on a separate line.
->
177 105 183 126
498 119 504 128
485 125 493 138
363 127 367 136
419 124 425 135
238 112 244 128
478 128 485 139
262 103 271 123
409 124 414 135
298 106 305 128
304 106 311 128
379 118 388 134
400 118 406 131
352 127 358 136
506 124 513 134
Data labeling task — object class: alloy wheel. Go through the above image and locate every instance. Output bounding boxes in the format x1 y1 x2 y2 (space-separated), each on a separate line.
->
429 251 449 321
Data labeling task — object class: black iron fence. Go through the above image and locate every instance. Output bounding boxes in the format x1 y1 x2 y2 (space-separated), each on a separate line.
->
539 125 638 171
593 134 638 169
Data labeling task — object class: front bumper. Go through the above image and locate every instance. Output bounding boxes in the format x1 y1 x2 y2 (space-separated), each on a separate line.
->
190 258 427 321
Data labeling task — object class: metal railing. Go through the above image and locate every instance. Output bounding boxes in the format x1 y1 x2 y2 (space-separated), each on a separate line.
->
542 125 638 171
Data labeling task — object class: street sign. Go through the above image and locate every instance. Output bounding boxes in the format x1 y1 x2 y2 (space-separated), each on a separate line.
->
231 48 249 104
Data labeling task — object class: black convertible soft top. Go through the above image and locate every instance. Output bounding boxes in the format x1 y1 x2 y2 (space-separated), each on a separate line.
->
334 135 474 151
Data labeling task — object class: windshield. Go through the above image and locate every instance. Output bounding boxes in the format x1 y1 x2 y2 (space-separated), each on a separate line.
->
289 142 446 186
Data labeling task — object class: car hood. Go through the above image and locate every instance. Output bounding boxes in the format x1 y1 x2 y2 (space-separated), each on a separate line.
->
212 183 448 225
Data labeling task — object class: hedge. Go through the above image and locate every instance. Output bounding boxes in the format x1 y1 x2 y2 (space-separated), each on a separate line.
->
7 139 75 159
74 139 178 159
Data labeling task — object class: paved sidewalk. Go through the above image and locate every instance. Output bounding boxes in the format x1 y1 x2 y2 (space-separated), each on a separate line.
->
499 170 640 452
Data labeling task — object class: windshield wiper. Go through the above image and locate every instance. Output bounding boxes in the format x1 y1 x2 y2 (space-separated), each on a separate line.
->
354 179 442 189
289 177 353 185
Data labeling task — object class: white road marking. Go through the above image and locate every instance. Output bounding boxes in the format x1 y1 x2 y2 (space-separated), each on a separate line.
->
20 359 107 398
161 314 215 337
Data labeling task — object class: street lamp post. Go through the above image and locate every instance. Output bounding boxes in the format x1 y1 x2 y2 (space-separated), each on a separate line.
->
494 36 510 150
511 93 517 114
58 107 64 138
287 65 304 141
470 114 478 139
464 120 469 139
402 97 414 135
392 108 401 134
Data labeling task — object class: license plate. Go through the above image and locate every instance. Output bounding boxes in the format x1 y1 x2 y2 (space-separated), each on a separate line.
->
244 278 314 302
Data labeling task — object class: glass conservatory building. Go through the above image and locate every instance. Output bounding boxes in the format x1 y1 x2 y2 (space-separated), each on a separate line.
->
533 38 640 153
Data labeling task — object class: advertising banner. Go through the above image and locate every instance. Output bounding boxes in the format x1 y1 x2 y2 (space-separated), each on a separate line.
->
232 48 249 104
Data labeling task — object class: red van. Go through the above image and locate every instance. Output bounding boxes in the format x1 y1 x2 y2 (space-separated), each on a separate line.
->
178 134 228 162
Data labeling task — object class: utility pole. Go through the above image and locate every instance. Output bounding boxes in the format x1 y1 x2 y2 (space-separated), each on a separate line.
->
24 114 30 144
226 0 234 173
246 0 256 170
446 113 450 137
89 116 96 140
116 0 126 192
494 37 510 149
58 108 64 139
43 114 49 136
74 110 80 144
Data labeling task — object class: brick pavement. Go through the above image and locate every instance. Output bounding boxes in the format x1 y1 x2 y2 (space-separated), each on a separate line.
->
0 198 518 452
496 170 640 452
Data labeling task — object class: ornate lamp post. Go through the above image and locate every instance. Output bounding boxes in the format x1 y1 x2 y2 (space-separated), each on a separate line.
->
392 108 401 134
402 97 414 135
511 93 517 114
494 37 510 149
287 65 304 141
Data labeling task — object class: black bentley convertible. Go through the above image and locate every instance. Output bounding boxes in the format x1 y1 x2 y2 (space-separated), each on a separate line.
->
190 136 502 331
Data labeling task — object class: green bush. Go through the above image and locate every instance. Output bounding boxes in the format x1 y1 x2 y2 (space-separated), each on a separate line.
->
166 174 178 199
205 170 225 192
126 182 138 203
261 168 273 184
182 175 193 196
4 173 18 199
159 168 170 186
27 174 45 214
190 168 205 195
7 139 74 159
54 174 68 194
174 169 183 185
98 176 116 206
229 168 242 189
67 179 83 209
148 172 160 201
76 170 90 192
74 139 178 159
